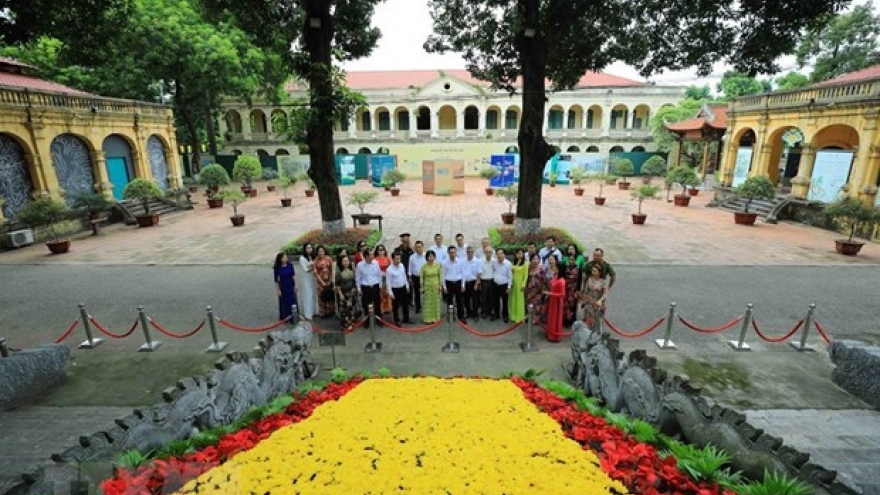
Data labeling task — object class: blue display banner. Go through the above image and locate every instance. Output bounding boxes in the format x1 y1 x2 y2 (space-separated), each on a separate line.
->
370 155 397 187
489 154 519 188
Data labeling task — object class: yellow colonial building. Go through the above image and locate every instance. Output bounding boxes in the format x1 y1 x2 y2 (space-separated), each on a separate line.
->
0 57 181 225
219 69 685 177
719 65 880 206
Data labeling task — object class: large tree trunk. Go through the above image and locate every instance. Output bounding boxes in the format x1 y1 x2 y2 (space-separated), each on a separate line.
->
304 0 345 234
205 106 218 158
174 82 201 180
515 0 554 235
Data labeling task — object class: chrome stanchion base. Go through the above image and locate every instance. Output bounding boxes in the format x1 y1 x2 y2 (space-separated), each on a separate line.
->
788 341 816 352
654 339 677 350
519 341 538 353
441 341 460 353
726 340 751 351
206 341 229 353
138 340 163 352
364 341 383 353
78 338 105 349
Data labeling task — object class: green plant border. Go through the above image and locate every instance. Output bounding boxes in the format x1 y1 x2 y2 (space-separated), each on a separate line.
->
281 228 382 256
487 226 586 254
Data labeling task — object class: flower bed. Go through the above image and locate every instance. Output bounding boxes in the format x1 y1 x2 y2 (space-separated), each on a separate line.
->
102 376 755 495
488 226 586 254
281 228 382 256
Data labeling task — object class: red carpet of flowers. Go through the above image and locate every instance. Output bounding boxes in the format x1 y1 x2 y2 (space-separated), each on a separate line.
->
103 377 734 495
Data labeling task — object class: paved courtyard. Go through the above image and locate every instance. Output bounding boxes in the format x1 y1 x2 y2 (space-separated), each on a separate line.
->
1 179 878 494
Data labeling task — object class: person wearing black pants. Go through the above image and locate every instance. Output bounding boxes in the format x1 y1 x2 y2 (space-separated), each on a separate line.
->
408 241 427 314
386 252 411 325
442 246 467 322
355 249 384 327
491 248 513 322
463 246 482 321
479 247 495 318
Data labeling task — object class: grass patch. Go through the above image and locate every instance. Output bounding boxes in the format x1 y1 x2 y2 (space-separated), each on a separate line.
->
488 226 585 254
281 228 382 256
682 358 751 392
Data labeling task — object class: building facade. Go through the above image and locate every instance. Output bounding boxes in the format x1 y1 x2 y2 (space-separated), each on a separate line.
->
719 65 880 206
219 70 685 176
0 58 181 225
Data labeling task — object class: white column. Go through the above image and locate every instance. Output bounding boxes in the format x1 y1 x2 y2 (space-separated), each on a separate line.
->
348 115 357 138
430 108 439 138
389 109 396 138
601 107 612 137
543 110 549 132
478 104 486 137
409 109 418 138
455 107 465 137
242 109 252 140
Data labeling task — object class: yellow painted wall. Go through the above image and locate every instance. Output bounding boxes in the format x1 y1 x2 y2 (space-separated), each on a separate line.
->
383 142 519 178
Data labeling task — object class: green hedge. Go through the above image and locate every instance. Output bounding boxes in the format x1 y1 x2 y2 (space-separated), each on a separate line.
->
488 227 585 254
281 228 383 256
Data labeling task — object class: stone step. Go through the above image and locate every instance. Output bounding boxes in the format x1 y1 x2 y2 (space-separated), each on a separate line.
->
120 199 180 218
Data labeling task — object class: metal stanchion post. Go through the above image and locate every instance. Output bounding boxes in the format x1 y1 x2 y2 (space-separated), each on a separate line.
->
364 304 382 353
596 312 606 336
442 304 460 353
0 338 9 358
727 303 753 351
655 302 678 349
205 306 228 353
291 304 299 326
137 306 162 352
519 304 538 352
789 303 817 352
77 303 104 349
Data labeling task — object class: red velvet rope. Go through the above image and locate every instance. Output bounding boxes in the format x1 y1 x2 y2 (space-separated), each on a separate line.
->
602 316 666 338
456 319 522 338
147 318 206 339
310 316 367 335
751 319 804 343
677 315 743 333
216 316 290 333
377 317 445 333
814 321 832 344
89 317 139 339
53 320 80 344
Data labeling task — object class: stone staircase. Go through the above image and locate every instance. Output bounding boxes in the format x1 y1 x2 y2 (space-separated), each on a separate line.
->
116 198 182 224
718 195 790 223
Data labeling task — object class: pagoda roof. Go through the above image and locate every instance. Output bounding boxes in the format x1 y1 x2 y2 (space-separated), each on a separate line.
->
664 104 728 133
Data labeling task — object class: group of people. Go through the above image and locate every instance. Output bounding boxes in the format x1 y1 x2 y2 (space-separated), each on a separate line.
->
272 234 616 342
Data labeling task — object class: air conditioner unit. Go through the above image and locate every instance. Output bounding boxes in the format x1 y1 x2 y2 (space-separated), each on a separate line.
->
7 229 35 248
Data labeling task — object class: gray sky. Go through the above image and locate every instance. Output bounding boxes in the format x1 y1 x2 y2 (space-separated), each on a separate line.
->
340 0 849 90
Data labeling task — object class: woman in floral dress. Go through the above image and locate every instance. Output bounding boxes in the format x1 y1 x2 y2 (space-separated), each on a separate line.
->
580 263 608 331
524 255 546 325
563 254 582 326
420 250 443 323
313 245 335 318
374 244 393 317
334 254 359 330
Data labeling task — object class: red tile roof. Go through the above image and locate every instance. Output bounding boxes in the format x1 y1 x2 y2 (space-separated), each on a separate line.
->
814 64 880 87
664 104 728 132
0 56 37 72
0 71 91 95
288 69 646 91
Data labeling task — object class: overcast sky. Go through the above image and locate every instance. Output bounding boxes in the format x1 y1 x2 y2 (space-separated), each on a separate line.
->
340 0 850 90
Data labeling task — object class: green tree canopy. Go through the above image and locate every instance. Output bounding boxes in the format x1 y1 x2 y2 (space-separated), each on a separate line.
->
716 71 772 101
685 85 713 100
796 2 880 82
774 72 812 91
649 98 714 167
425 0 845 234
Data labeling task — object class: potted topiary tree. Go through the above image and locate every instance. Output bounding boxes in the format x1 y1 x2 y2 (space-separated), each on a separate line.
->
610 157 635 190
587 173 616 205
733 176 776 226
630 184 660 225
640 156 667 185
296 171 316 197
570 167 587 196
277 176 295 207
232 155 262 197
479 166 500 195
72 192 113 221
182 177 199 193
218 189 248 226
16 197 72 254
382 169 407 197
198 163 230 196
347 190 379 224
548 172 558 187
822 196 880 256
262 167 279 191
498 185 518 224
122 178 164 227
666 165 701 207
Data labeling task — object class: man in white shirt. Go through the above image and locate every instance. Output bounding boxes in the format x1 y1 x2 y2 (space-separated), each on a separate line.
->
442 246 467 322
480 237 493 255
479 246 495 319
462 246 483 321
355 249 383 327
454 233 469 253
491 248 513 323
538 236 563 267
386 252 411 325
407 240 427 314
431 233 448 265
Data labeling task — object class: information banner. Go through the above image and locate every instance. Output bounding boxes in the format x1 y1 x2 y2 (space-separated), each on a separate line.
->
489 154 518 188
334 155 356 185
808 150 854 203
370 155 397 188
731 147 753 187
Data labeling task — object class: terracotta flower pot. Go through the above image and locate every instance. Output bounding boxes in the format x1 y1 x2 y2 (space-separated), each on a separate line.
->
357 215 371 225
687 188 700 196
574 187 584 196
135 213 160 227
501 212 515 225
46 239 71 255
230 215 245 227
835 239 864 256
631 213 647 225
247 189 258 198
208 198 224 209
390 188 400 197
305 189 315 197
485 188 494 196
673 195 691 207
594 197 606 206
549 183 556 188
267 185 276 192
618 181 630 191
240 185 251 194
734 212 758 225
280 198 292 207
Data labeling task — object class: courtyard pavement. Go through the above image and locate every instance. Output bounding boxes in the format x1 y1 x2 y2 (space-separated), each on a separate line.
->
1 179 878 494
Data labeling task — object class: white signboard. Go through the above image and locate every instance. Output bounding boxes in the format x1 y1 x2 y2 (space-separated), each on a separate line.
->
731 147 753 187
808 150 854 203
